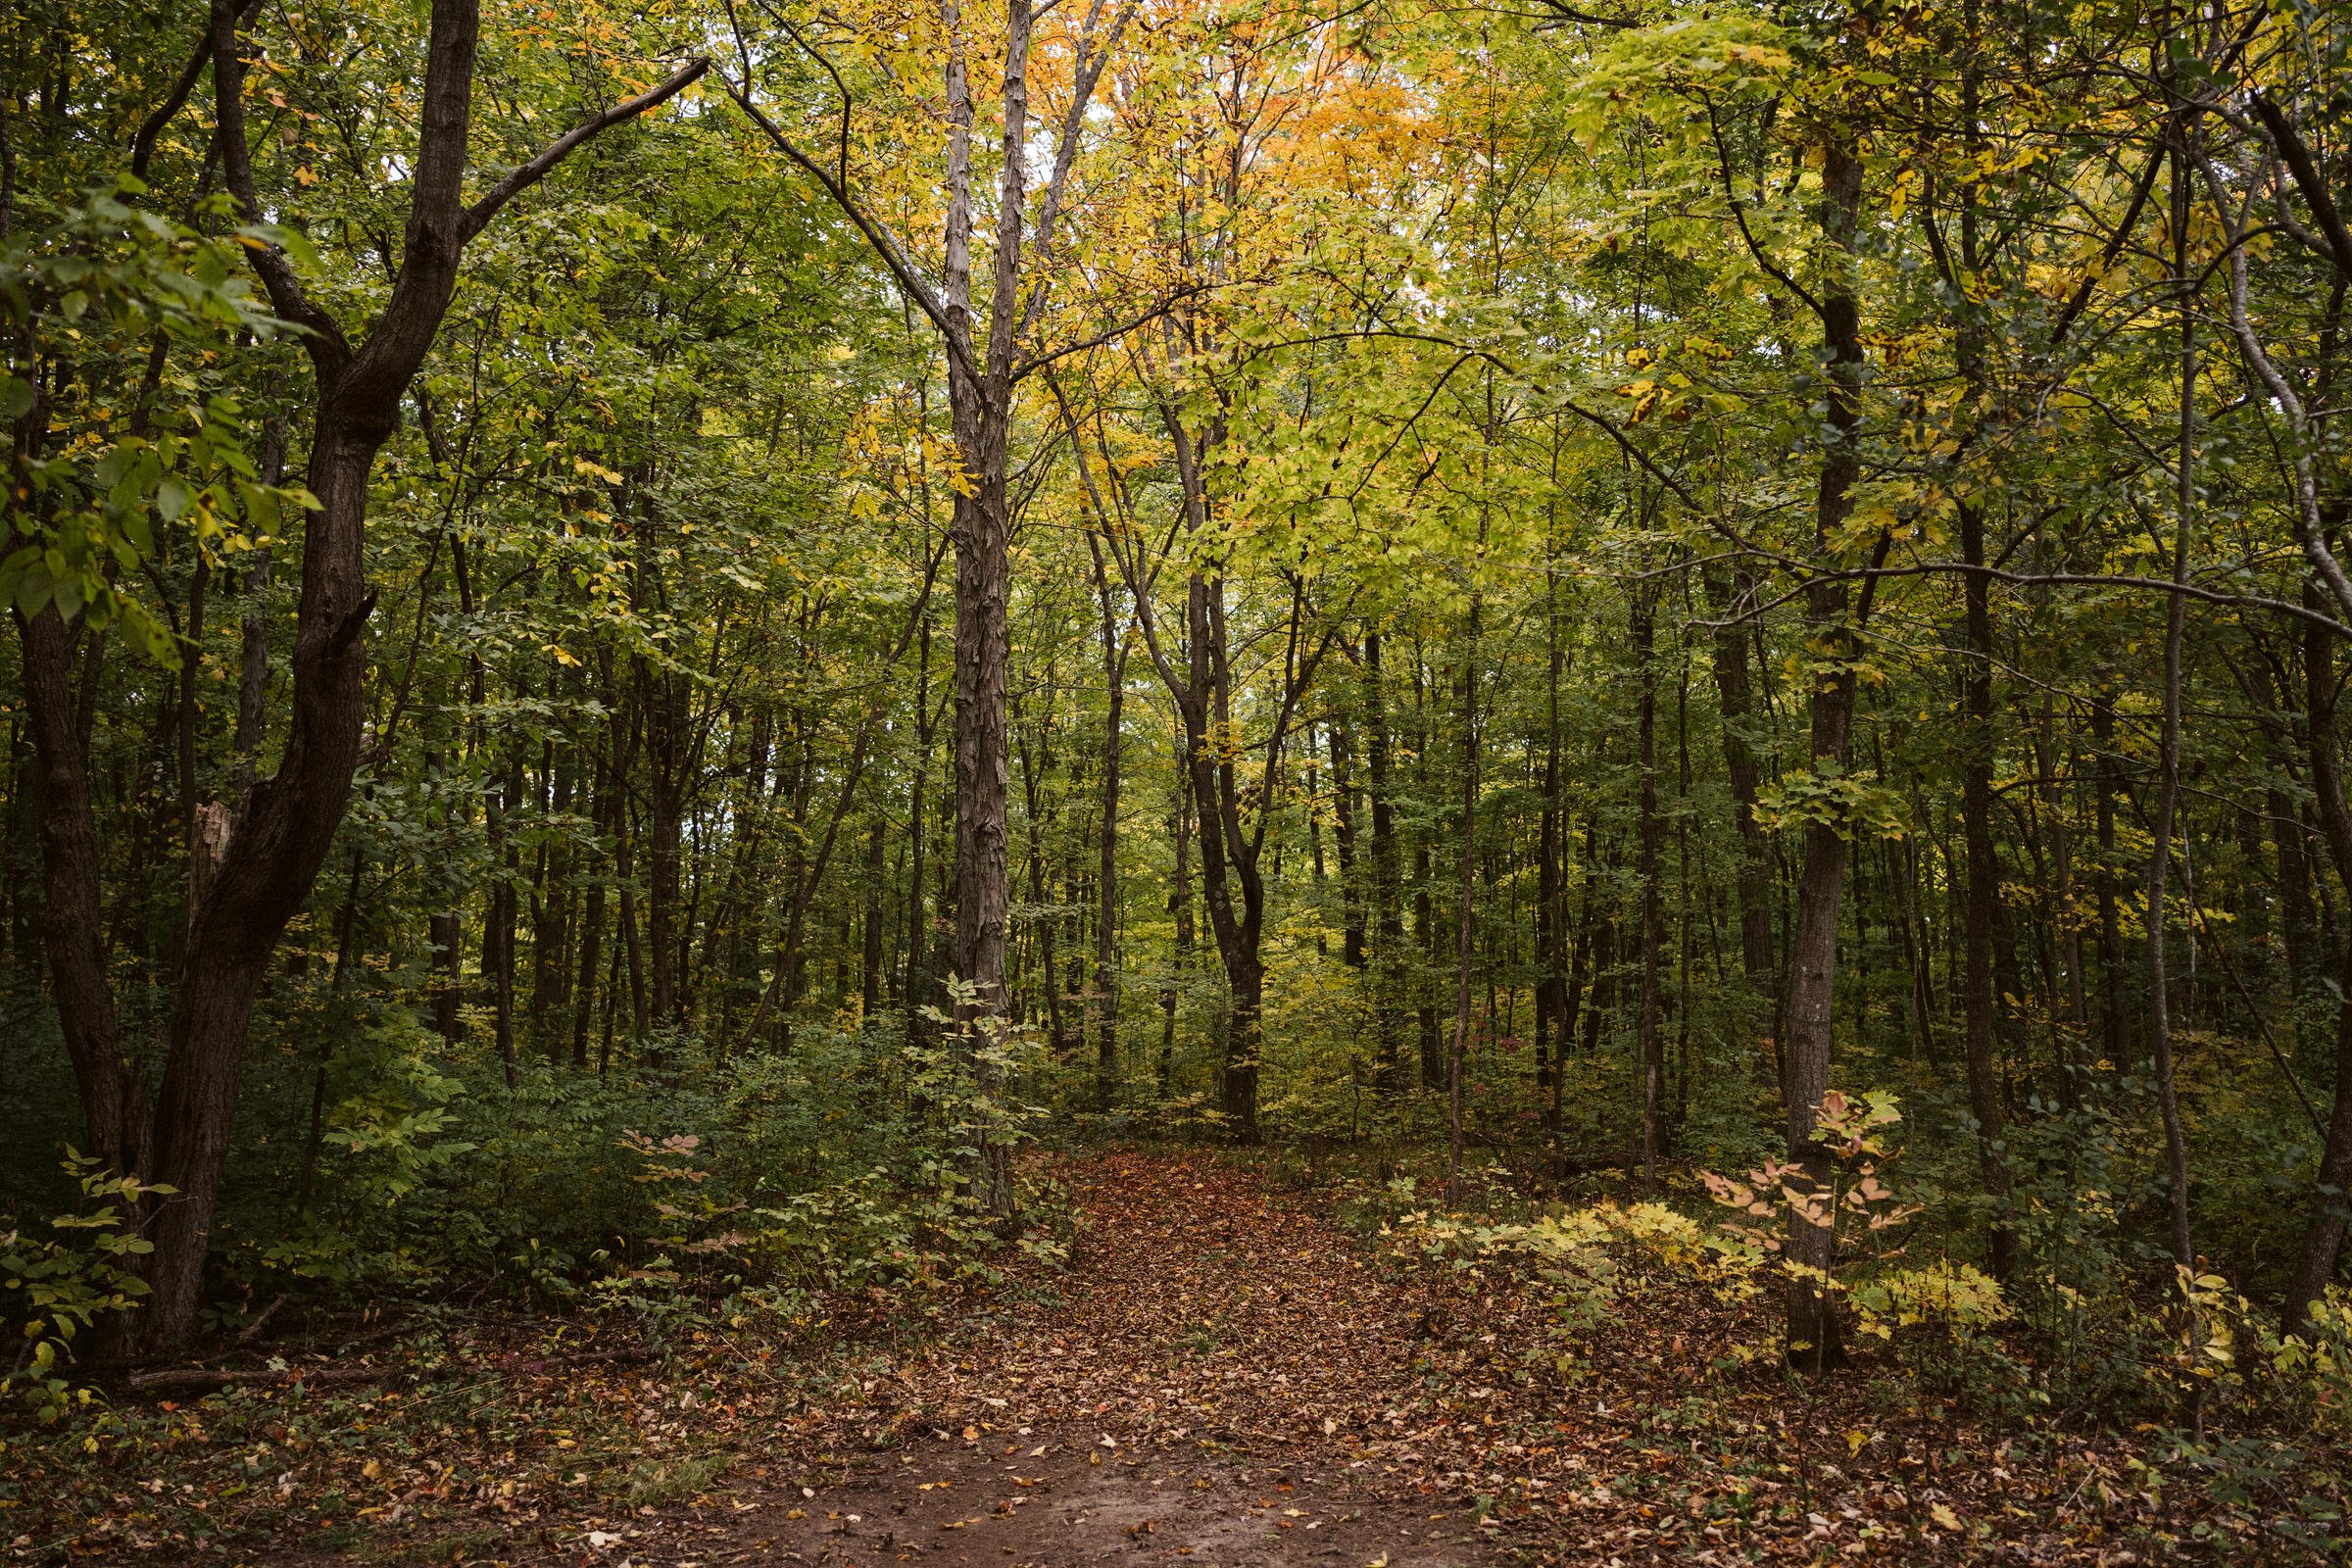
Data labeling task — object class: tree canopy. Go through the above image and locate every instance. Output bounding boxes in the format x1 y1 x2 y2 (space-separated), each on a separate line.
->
6 0 2352 1551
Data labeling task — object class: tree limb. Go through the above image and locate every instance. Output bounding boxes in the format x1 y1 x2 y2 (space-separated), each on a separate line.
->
2247 89 2352 281
460 60 711 244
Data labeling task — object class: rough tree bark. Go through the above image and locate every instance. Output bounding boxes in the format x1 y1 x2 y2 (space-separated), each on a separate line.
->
9 0 706 1354
1780 136 1870 1376
722 0 1133 1213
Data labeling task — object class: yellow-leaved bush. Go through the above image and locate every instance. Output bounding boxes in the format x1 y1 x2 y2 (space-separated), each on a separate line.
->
1386 1199 1765 1344
1846 1260 2013 1340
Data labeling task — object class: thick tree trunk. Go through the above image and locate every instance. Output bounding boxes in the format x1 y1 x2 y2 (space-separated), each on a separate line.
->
2292 596 2352 1325
9 0 704 1354
139 412 387 1350
934 0 1030 1215
15 607 147 1190
946 456 1012 1203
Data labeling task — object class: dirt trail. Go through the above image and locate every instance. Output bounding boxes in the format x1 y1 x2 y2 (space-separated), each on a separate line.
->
708 1151 1497 1567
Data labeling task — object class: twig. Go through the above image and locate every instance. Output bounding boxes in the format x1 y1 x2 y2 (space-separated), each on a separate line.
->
234 1292 290 1344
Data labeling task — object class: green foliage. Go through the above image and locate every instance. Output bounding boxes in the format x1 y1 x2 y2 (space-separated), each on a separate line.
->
0 1154 173 1421
0 179 308 656
1751 763 1910 842
2 6 2351 1547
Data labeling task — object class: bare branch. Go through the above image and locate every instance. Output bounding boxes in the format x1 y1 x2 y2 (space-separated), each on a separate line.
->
710 57 975 384
460 60 710 244
2247 88 2352 281
131 0 265 182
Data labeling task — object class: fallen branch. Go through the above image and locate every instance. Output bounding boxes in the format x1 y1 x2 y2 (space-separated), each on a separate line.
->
125 1362 400 1394
122 1346 654 1395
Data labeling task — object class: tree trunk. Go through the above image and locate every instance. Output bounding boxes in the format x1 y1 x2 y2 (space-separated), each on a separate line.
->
1364 629 1405 1092
487 739 523 1085
1446 593 1482 1206
640 656 686 1032
1634 582 1665 1194
14 607 147 1195
6 0 703 1354
905 617 935 1038
861 816 886 1026
1090 541 1125 1104
1332 718 1366 973
1702 561 1778 1057
1781 136 1868 1377
1176 569 1268 1143
570 762 608 1069
1162 751 1193 1093
2143 151 2197 1275
1957 497 2018 1281
2291 589 2352 1325
1535 577 1565 1110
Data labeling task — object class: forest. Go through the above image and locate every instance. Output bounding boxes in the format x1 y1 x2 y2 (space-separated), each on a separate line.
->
3 0 2352 1561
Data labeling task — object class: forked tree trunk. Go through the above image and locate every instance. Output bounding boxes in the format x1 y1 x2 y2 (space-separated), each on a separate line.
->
723 0 1135 1204
8 0 703 1355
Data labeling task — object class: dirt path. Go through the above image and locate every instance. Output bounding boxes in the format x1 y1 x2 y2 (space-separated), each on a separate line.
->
700 1151 1498 1567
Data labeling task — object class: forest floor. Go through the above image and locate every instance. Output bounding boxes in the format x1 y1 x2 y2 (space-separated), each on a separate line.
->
7 1148 2343 1565
657 1148 1505 1568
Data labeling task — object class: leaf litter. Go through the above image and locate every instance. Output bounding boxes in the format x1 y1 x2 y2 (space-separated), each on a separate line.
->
5 1149 2343 1565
